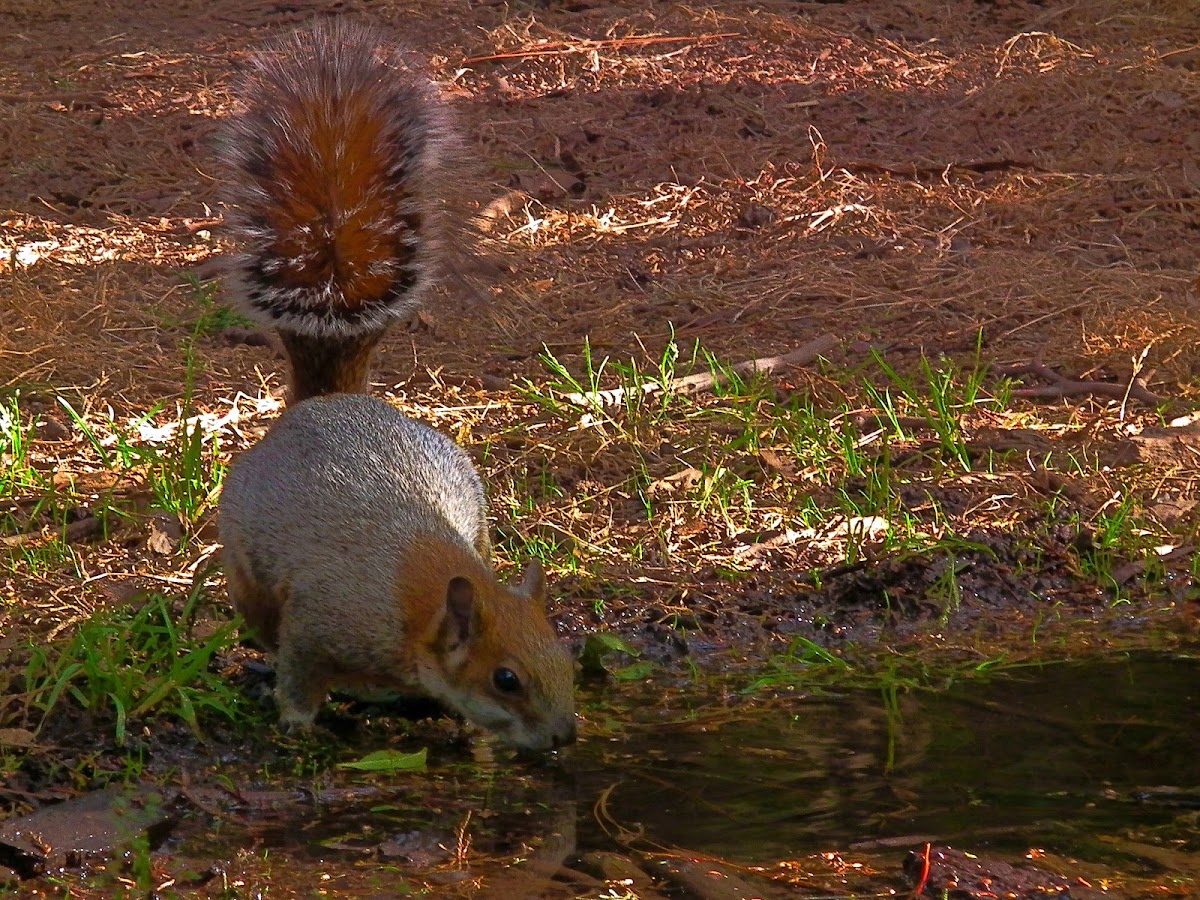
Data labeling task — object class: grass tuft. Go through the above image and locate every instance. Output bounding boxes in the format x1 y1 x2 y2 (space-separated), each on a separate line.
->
23 585 251 744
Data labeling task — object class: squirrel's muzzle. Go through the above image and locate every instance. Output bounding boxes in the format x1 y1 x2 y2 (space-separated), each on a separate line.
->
551 717 578 749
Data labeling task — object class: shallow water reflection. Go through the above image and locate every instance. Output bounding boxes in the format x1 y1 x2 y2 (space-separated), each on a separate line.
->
161 652 1200 896
573 652 1200 865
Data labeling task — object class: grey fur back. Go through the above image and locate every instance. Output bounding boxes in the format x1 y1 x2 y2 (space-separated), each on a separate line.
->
219 394 488 599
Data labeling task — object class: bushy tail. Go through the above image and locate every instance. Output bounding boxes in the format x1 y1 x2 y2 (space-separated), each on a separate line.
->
220 22 451 341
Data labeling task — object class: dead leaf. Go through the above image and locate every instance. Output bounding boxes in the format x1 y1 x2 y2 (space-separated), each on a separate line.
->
0 728 37 748
758 447 795 478
147 510 182 556
646 467 703 497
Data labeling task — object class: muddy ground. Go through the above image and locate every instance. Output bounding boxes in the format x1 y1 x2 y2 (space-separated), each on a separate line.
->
2 0 1200 895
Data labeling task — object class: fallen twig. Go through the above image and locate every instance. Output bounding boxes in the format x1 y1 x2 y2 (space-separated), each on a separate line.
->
843 158 1040 178
0 93 113 107
564 333 838 408
0 517 100 549
998 361 1164 407
911 843 932 900
1112 545 1195 585
1010 381 1161 404
461 33 738 66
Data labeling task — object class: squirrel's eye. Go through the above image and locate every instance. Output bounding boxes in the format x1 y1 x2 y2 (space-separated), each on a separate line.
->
492 667 522 694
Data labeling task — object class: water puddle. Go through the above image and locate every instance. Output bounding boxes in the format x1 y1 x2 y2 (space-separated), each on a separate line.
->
19 652 1200 897
576 652 1200 865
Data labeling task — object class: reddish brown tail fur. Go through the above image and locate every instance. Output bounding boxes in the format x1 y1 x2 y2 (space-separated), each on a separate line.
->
278 329 385 403
219 22 451 402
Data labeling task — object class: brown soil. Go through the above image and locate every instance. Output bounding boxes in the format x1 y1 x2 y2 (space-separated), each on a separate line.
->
3 0 1200 889
4 1 1200 643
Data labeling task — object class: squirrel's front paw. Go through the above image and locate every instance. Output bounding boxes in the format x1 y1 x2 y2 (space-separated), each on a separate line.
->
276 702 319 733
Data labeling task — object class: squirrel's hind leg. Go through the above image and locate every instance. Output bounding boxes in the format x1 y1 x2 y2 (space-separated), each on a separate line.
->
273 601 334 729
274 649 331 731
225 549 283 651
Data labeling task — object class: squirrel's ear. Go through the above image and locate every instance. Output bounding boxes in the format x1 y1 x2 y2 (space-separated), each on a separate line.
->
519 560 546 609
442 576 477 648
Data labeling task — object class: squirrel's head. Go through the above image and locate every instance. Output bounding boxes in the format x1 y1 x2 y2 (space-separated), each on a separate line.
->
417 560 577 751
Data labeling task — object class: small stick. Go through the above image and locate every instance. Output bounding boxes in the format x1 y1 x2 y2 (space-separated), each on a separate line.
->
1112 545 1194 585
563 334 839 408
0 93 113 106
461 33 738 66
1010 380 1162 406
998 360 1164 407
1121 345 1152 420
0 517 100 549
911 842 932 899
843 158 1039 178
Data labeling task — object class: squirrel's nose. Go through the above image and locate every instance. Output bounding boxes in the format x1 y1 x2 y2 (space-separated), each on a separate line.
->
551 720 578 749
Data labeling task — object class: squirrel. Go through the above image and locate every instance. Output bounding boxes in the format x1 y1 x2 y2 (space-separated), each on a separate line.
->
219 394 577 750
215 24 577 751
